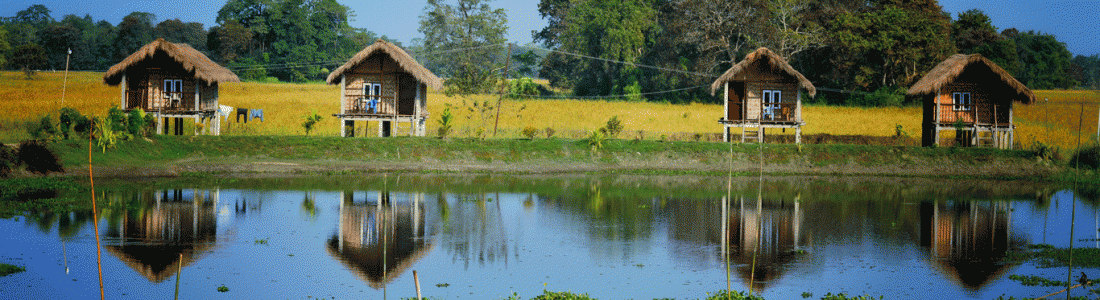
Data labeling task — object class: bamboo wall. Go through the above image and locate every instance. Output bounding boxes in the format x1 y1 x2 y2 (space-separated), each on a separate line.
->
342 54 405 115
934 83 1010 125
726 64 802 122
124 68 218 112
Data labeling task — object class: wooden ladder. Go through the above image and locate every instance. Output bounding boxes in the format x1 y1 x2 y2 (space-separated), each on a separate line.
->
741 119 762 143
975 126 995 147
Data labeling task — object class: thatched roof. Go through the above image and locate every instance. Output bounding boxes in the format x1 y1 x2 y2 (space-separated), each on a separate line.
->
710 47 816 97
103 38 240 85
907 54 1034 104
326 39 444 90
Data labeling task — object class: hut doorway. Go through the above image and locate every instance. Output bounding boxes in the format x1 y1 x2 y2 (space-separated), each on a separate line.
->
728 82 745 121
398 74 417 116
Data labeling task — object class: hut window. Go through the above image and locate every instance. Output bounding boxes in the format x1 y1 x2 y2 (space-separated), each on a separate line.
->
952 92 971 111
163 79 182 94
762 90 782 119
365 83 381 100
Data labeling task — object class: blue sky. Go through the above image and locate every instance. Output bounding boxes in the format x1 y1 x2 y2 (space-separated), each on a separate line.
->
3 0 1098 56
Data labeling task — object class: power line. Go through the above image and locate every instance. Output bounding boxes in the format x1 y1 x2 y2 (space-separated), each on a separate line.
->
517 84 710 100
520 45 719 79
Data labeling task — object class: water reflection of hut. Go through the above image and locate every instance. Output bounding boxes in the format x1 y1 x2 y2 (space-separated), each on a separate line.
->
920 201 1024 290
326 191 434 289
665 196 808 291
104 189 220 283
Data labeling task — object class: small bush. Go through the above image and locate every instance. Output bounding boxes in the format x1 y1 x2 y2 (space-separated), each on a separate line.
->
438 105 454 138
127 108 148 137
545 127 556 139
1033 141 1060 162
27 114 58 141
586 130 606 151
508 77 539 99
17 140 64 176
0 145 18 178
301 111 323 136
1069 144 1100 169
58 107 82 139
107 106 129 133
604 116 623 138
521 126 539 140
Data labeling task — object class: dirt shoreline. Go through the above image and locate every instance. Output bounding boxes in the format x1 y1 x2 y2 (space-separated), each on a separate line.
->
57 155 1060 179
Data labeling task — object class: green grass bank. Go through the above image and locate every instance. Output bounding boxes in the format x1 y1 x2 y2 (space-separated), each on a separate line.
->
12 135 1066 179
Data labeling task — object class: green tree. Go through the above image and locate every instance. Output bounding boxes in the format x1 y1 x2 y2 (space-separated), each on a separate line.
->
208 20 254 62
0 26 10 69
418 0 509 96
829 3 954 91
555 0 659 97
13 5 54 30
39 23 81 70
112 12 155 61
12 43 47 70
1009 30 1077 89
154 19 208 51
1073 54 1100 89
216 0 357 81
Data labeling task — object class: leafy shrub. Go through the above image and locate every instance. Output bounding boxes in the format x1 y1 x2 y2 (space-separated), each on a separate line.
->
508 77 539 99
603 116 623 138
58 107 83 139
127 108 148 137
302 111 323 136
92 117 121 152
27 114 58 141
521 126 539 140
0 145 18 178
16 140 63 176
1069 144 1100 169
586 130 606 151
624 80 643 101
1033 141 1060 162
438 105 454 138
545 127 556 139
107 106 129 133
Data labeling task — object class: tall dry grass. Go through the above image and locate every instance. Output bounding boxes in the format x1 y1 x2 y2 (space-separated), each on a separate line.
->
2 71 1096 153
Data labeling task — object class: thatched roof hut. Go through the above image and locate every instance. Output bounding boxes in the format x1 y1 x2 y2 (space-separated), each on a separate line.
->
711 47 814 143
326 39 443 90
103 38 240 86
907 54 1034 104
710 47 816 97
910 54 1032 148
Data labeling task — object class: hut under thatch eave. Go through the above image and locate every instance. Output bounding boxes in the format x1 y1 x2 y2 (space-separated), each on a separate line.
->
907 54 1034 148
711 47 816 144
327 39 444 137
103 38 240 136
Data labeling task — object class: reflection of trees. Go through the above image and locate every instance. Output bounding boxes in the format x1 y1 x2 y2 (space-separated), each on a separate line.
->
103 189 220 283
919 201 1025 291
327 191 434 289
538 185 656 260
439 193 512 268
666 194 808 292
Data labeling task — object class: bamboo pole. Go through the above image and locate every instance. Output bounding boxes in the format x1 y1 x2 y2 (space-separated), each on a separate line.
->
174 253 183 300
88 135 105 300
61 48 71 109
413 270 422 300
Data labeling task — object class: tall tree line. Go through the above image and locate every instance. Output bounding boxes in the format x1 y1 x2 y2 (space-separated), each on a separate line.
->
532 0 1092 104
0 1 388 82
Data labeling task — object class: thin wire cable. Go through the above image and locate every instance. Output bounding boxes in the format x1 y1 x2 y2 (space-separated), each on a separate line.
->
515 84 710 99
521 45 719 78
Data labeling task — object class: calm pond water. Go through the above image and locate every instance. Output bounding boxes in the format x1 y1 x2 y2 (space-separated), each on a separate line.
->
1 175 1098 299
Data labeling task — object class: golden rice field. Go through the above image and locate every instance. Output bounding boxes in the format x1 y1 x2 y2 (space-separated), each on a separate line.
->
2 71 1097 153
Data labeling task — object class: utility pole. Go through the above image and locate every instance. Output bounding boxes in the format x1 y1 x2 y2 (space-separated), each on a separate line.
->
493 43 512 137
61 48 71 109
